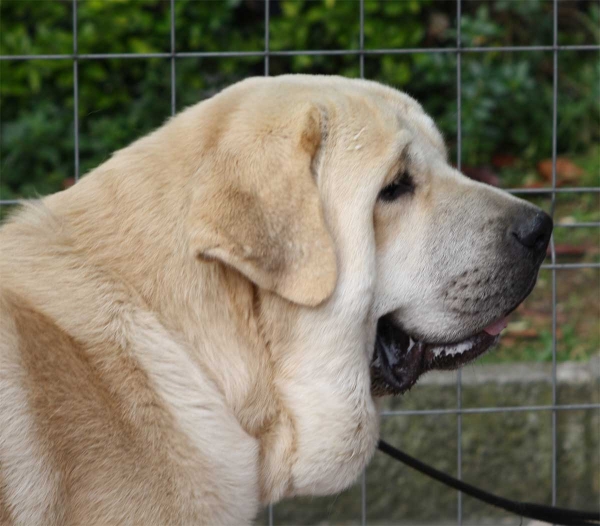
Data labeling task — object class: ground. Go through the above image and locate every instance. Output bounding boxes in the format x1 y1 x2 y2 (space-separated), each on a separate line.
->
482 145 599 364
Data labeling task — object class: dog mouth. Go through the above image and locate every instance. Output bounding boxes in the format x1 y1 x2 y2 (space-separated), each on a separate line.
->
370 316 507 397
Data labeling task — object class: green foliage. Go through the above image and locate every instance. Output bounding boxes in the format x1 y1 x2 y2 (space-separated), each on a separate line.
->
1 0 599 199
0 1 598 364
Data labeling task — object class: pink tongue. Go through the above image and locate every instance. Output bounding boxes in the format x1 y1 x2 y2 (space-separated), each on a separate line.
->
483 317 508 336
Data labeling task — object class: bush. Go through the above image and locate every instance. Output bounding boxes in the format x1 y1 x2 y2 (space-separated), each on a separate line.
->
1 0 598 199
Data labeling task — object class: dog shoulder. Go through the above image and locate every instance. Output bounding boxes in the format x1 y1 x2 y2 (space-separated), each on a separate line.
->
0 288 68 526
0 283 260 525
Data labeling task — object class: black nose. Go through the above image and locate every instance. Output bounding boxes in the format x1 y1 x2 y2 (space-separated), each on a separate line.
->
511 209 553 254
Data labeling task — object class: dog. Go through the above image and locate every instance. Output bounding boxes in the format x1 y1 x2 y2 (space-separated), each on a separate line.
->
0 75 552 525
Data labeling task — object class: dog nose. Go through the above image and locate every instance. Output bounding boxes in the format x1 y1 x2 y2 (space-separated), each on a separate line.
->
511 209 553 253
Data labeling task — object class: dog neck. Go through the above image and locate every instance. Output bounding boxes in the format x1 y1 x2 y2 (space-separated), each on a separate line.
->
3 119 380 505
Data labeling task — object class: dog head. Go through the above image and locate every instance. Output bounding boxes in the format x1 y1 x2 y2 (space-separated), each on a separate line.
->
186 75 552 394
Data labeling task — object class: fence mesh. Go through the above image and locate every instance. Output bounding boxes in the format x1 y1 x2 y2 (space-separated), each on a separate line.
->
0 1 598 525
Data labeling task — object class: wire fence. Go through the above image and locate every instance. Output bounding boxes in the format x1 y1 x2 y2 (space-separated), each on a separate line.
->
1 1 598 525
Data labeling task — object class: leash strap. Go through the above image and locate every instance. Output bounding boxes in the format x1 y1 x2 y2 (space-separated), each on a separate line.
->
377 440 600 526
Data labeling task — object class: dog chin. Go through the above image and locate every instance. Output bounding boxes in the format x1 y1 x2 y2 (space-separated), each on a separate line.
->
370 315 504 397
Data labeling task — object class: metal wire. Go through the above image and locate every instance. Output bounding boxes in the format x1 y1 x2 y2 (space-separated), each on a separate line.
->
264 0 270 77
382 404 600 418
551 0 560 515
1 44 599 62
72 0 79 182
359 0 365 80
170 0 176 116
1 2 598 526
456 2 463 523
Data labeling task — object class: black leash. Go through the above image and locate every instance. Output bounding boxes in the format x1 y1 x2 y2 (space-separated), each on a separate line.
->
378 440 600 526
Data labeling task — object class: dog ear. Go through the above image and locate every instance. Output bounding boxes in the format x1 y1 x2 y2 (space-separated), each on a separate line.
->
188 101 337 307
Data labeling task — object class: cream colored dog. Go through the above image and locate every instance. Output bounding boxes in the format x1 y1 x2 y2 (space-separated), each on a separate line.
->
0 75 552 525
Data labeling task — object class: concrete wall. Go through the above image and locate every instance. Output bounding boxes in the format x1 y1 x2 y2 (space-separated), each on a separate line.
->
259 357 599 525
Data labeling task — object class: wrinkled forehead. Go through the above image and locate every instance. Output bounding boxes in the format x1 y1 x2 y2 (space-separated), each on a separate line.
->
257 75 447 162
343 79 448 161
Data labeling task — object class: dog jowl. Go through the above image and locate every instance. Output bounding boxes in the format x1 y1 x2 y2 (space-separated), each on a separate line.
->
370 164 552 395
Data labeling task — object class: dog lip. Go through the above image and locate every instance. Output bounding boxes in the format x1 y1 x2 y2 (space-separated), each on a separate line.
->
424 332 500 371
370 274 541 397
370 316 500 396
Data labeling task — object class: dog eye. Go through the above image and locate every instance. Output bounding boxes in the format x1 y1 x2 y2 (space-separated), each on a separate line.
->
378 172 414 202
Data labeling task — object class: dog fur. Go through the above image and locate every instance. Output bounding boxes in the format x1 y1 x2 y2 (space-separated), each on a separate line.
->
0 75 545 525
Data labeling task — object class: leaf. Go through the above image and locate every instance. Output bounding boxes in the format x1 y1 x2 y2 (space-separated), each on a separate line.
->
537 158 585 185
491 154 518 169
461 166 500 187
